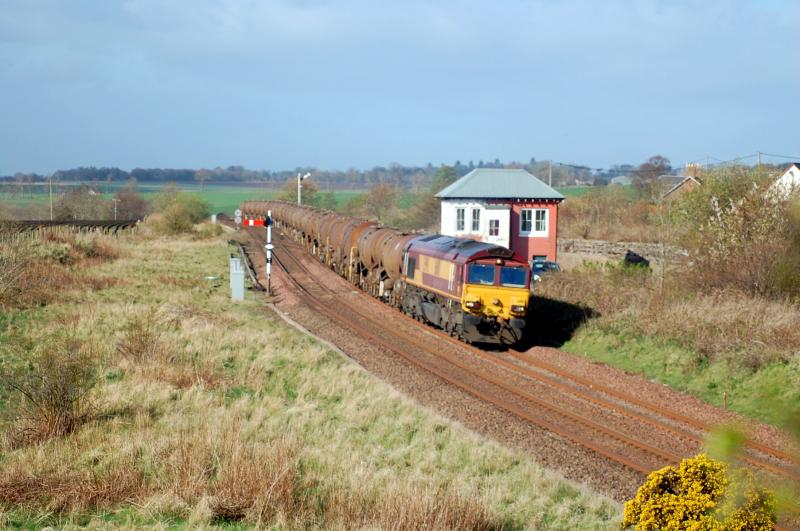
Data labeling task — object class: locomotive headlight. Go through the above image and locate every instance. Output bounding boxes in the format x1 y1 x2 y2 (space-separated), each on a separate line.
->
511 304 526 315
465 299 482 310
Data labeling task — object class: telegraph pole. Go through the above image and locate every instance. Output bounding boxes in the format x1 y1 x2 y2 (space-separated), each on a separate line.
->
111 198 120 220
548 161 552 187
265 210 274 295
49 176 53 221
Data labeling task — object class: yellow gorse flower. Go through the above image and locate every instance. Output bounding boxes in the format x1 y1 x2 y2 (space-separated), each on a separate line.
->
622 454 776 530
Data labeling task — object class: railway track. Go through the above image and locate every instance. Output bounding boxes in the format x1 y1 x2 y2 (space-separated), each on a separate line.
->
0 219 139 235
237 225 797 485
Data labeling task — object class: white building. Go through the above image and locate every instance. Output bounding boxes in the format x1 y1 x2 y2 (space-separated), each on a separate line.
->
771 162 800 198
435 169 564 262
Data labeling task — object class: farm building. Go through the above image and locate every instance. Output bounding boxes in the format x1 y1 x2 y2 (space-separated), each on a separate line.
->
662 175 702 202
435 168 564 262
771 162 800 198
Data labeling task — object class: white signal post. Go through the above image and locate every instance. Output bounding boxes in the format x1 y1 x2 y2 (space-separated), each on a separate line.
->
265 210 274 295
297 172 311 205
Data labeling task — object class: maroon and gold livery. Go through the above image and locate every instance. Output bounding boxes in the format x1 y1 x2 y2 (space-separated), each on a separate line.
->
399 235 529 344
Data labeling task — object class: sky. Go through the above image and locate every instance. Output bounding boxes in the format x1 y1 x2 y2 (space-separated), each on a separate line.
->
1 0 799 175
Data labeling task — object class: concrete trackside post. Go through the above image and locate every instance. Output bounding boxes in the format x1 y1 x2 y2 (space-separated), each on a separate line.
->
230 255 245 301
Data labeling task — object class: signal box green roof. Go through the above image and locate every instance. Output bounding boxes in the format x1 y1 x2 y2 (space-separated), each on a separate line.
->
435 168 564 200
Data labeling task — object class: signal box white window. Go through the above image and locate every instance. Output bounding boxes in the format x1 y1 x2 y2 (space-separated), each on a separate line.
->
471 208 480 232
520 208 548 237
489 219 499 236
456 208 465 231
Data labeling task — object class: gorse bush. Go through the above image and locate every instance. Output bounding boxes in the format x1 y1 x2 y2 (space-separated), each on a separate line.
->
1 334 98 449
622 454 776 530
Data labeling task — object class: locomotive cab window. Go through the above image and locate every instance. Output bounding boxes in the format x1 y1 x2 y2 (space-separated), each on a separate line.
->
467 263 495 285
406 257 416 279
500 266 528 288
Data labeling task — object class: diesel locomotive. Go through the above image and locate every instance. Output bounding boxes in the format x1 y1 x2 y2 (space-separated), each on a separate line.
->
241 201 530 345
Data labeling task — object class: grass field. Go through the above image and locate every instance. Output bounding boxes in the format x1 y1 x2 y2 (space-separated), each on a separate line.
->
1 182 609 219
0 227 620 528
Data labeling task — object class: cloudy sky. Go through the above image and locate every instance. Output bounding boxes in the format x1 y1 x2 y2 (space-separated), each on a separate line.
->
1 0 798 174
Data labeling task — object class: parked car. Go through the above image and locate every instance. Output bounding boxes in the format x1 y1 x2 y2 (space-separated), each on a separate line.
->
530 260 560 282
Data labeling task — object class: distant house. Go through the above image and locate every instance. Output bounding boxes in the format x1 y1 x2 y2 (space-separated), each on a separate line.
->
609 175 632 186
663 175 702 202
435 168 564 262
771 162 800 198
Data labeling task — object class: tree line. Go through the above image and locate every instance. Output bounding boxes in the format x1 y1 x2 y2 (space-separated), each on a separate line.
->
1 156 654 190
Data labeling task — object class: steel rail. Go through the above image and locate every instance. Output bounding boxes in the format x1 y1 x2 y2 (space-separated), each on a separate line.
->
258 223 798 481
246 227 683 474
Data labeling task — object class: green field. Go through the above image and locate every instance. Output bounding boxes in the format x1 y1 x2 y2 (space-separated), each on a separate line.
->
0 184 368 217
1 182 610 219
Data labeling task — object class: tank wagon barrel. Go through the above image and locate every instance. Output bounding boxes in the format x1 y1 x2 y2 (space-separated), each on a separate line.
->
241 200 530 345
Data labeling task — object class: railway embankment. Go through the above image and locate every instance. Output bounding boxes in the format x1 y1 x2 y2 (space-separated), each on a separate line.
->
235 224 797 502
0 227 620 528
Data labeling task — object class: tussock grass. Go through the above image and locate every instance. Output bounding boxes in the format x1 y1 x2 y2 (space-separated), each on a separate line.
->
0 229 620 528
0 462 145 513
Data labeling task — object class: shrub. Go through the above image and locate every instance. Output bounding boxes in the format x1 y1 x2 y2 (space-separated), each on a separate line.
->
0 235 27 306
149 186 211 235
116 310 165 363
0 238 77 309
622 454 776 530
559 187 659 242
688 181 798 297
1 334 98 448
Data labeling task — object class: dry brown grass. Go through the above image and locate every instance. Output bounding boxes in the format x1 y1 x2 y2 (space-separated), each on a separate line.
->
155 427 501 529
0 463 146 513
115 308 223 390
157 274 204 288
538 265 800 370
39 231 122 264
0 231 122 310
331 485 499 531
559 187 664 242
635 290 800 369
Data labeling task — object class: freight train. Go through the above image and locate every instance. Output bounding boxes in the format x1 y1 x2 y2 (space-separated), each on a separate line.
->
241 201 530 345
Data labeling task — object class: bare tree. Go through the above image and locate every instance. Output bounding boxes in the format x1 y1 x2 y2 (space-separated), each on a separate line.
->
361 183 399 222
633 155 672 201
194 169 211 192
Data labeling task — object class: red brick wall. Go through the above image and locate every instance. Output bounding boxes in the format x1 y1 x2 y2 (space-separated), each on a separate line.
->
508 200 560 262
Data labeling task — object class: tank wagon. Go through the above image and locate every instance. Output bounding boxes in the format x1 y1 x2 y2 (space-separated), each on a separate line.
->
241 201 530 344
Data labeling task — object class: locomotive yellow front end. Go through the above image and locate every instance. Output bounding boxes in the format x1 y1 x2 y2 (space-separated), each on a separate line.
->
462 258 529 344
